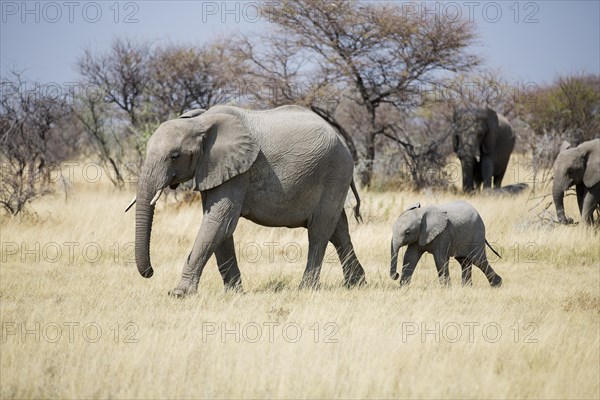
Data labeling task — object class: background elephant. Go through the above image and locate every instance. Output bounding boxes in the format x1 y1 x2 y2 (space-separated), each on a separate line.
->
553 138 600 225
127 105 366 297
452 108 516 192
390 201 502 287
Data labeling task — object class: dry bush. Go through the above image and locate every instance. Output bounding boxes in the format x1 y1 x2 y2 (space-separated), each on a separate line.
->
518 73 600 185
0 71 72 215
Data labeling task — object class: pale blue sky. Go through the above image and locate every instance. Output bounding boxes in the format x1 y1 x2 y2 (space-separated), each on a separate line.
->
1 1 599 85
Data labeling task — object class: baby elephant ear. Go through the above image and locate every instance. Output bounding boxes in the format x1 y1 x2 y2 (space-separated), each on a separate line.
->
419 208 449 247
180 109 207 118
194 113 259 191
406 202 421 211
559 140 572 152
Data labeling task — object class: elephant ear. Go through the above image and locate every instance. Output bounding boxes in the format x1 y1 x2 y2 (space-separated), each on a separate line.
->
419 207 449 247
583 140 600 187
193 113 259 191
180 109 206 118
482 108 499 155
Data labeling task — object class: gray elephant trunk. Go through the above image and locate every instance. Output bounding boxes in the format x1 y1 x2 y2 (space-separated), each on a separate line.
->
552 177 570 224
460 158 475 192
135 198 155 278
390 239 400 280
134 169 160 278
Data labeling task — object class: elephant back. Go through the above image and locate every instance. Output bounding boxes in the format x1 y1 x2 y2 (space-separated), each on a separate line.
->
200 105 353 185
442 201 486 248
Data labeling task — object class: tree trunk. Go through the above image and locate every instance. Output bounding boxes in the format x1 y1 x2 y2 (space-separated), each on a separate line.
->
359 132 375 187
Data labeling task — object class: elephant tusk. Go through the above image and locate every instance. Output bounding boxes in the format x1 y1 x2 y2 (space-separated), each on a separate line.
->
150 189 163 206
124 197 136 213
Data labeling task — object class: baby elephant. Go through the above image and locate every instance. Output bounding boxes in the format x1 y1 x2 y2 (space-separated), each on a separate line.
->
390 201 502 287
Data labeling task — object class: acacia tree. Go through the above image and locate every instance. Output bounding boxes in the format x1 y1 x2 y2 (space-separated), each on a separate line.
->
147 42 233 120
235 0 478 186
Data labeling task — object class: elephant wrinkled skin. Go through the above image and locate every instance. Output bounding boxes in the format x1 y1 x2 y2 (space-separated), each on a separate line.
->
552 139 600 225
452 108 516 192
131 105 366 296
390 201 502 287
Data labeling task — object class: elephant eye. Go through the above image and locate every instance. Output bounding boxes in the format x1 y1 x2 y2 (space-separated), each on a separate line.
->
170 152 181 161
405 230 410 235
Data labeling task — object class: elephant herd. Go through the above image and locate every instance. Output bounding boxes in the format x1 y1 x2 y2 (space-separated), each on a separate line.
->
126 105 599 296
450 108 599 223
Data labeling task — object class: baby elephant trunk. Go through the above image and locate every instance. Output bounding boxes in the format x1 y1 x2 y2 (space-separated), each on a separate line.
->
390 239 400 280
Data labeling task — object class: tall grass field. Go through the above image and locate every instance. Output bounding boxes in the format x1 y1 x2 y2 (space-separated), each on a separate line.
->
1 160 599 399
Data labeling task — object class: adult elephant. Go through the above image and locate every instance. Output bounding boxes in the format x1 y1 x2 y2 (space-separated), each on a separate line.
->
553 139 600 225
126 105 366 297
452 108 516 192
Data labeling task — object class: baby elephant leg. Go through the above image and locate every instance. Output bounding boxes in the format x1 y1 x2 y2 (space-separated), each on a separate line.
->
432 251 451 286
455 257 473 286
472 254 502 287
399 245 423 286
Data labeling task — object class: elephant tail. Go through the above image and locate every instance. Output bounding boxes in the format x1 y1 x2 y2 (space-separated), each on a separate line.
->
350 179 363 223
485 239 502 259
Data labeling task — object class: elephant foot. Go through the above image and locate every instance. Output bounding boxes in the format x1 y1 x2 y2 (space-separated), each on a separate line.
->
168 283 198 298
224 282 245 293
558 216 575 225
298 283 320 291
490 275 502 288
168 289 186 298
344 275 367 288
399 277 412 287
298 278 321 290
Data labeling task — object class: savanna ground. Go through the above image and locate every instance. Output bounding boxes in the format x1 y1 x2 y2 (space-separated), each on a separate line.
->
1 159 599 399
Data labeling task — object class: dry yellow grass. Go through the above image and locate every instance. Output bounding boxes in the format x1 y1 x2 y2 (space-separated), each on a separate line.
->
1 160 599 399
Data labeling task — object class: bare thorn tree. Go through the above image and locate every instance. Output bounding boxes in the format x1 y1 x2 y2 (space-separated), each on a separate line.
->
1 71 69 214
